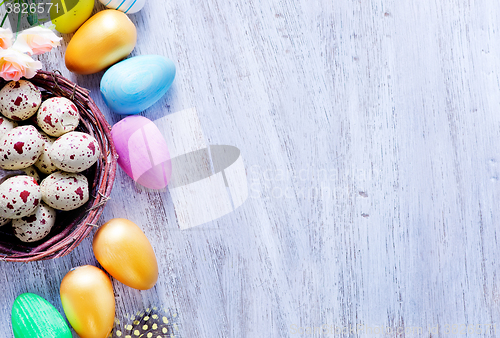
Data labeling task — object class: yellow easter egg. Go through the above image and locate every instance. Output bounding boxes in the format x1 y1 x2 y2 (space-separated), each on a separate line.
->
60 265 115 338
65 9 137 75
50 0 95 34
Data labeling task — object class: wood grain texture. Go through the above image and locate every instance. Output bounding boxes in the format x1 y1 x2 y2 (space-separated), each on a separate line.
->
0 0 499 337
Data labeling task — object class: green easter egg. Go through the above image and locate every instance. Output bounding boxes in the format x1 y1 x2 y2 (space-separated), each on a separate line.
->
11 293 72 338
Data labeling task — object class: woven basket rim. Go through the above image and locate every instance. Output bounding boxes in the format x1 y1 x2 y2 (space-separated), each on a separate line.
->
0 70 117 262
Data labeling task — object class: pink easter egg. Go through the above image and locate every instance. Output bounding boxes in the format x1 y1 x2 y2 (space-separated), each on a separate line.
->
111 116 171 189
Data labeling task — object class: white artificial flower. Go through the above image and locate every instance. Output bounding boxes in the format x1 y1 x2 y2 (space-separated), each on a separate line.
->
13 26 62 55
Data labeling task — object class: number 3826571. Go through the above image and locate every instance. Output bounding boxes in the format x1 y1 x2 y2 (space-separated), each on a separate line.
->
5 2 59 14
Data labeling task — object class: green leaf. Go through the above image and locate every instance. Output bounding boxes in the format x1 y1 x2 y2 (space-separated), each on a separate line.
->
0 12 8 27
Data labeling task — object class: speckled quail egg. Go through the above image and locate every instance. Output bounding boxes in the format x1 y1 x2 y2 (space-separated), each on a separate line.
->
20 166 41 184
0 80 41 121
0 125 44 169
0 175 41 219
37 97 80 137
48 131 100 173
0 116 17 139
34 131 58 175
0 216 10 226
12 202 56 242
40 171 89 211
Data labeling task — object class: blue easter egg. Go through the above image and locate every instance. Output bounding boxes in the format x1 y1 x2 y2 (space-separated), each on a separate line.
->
100 55 176 115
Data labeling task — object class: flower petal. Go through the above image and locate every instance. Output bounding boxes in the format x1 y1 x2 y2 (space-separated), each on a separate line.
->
0 48 42 81
13 26 61 55
0 28 13 50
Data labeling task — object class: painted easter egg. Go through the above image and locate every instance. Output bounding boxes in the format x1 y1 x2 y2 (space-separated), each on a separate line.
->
111 116 171 189
34 131 58 175
100 55 176 115
11 293 72 338
60 265 115 338
0 216 10 226
99 0 146 14
0 175 41 219
12 202 56 243
37 97 80 137
0 116 17 139
0 125 44 170
65 10 137 75
51 0 95 34
48 131 100 173
40 172 89 211
0 80 41 121
20 166 40 184
93 218 158 290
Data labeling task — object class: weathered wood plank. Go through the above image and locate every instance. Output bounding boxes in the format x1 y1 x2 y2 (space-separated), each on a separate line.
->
0 0 498 337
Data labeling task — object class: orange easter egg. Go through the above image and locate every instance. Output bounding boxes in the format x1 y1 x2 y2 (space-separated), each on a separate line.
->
60 265 115 338
93 218 159 290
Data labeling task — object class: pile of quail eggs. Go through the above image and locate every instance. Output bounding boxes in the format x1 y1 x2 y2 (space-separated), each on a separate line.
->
0 80 100 243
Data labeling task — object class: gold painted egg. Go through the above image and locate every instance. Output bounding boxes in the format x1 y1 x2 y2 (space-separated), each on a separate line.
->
65 10 137 74
60 265 115 338
93 218 159 290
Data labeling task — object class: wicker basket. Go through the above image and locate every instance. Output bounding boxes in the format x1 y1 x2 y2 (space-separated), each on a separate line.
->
0 70 117 262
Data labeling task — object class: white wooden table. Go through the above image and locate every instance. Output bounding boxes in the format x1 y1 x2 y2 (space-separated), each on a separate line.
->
1 0 499 337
